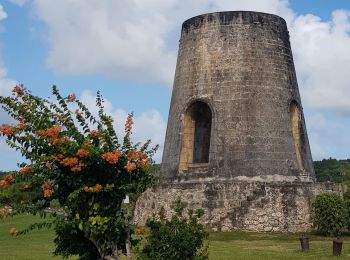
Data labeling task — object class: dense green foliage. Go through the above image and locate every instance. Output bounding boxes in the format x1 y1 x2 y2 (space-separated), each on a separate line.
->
53 218 99 259
139 201 208 260
312 193 347 236
314 158 350 183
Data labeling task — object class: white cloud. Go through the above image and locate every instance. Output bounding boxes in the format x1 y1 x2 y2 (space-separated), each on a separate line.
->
290 10 350 115
80 91 166 162
0 4 7 21
0 67 17 124
32 0 292 85
0 67 18 167
0 67 16 95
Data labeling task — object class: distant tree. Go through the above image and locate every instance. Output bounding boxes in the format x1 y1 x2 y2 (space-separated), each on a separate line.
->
314 158 350 183
0 85 158 259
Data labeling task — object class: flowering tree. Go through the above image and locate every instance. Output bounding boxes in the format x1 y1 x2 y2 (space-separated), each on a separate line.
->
0 85 158 259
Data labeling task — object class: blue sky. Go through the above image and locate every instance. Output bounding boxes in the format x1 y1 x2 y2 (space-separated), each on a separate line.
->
0 0 350 170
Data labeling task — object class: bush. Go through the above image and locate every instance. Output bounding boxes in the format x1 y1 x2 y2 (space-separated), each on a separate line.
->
139 200 208 260
342 189 350 231
312 193 347 236
0 85 158 259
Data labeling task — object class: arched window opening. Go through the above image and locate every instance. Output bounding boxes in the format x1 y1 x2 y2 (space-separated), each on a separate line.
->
179 101 212 172
290 101 303 172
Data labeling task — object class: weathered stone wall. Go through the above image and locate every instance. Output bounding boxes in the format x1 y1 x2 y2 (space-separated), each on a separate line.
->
134 179 343 232
161 11 314 180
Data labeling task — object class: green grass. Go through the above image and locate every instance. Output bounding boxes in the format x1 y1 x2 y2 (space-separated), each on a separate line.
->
0 214 65 260
209 232 350 259
1 215 350 259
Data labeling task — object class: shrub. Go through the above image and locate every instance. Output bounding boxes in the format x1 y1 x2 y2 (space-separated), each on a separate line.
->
0 85 158 259
139 200 208 260
312 192 347 236
342 189 350 231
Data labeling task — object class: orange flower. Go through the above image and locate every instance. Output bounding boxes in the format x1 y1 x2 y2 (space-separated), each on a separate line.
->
76 149 89 158
71 162 85 172
0 180 7 189
127 150 138 161
136 226 145 235
137 158 150 169
82 141 92 148
82 184 103 193
0 174 15 189
125 162 137 173
89 130 100 138
94 184 102 193
10 227 18 236
67 94 76 103
41 183 53 198
12 84 25 97
52 137 69 145
36 125 62 143
128 150 146 161
124 113 133 134
0 125 16 136
43 189 53 197
60 157 79 167
102 150 121 164
52 154 64 162
4 174 14 184
60 157 84 172
19 166 32 175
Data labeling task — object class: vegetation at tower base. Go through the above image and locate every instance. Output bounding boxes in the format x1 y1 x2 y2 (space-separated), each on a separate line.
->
0 85 158 260
138 199 208 260
311 193 347 236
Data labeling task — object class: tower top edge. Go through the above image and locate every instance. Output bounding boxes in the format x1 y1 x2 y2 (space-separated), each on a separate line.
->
182 11 286 32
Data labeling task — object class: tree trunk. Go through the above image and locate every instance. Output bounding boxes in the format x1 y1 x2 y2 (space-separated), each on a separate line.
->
126 229 132 260
100 247 119 260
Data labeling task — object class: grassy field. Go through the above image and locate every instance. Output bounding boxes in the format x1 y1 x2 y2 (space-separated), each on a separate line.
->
1 215 350 259
0 214 65 260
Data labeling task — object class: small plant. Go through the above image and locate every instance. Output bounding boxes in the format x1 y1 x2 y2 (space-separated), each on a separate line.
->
312 193 347 236
138 200 208 260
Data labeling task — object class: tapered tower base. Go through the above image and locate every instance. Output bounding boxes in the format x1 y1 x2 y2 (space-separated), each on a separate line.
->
135 177 342 232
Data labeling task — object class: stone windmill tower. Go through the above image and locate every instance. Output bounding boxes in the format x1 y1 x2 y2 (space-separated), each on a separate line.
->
135 11 340 232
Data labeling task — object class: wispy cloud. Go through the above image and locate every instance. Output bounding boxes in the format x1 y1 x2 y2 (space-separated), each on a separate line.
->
0 4 8 21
